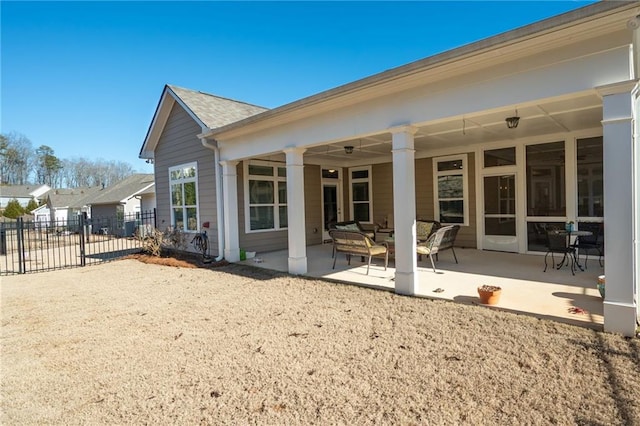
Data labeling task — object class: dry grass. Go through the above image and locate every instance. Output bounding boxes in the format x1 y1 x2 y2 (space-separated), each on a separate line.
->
1 259 639 425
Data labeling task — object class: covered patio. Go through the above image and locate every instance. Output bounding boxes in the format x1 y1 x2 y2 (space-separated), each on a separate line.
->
196 3 638 336
240 244 605 329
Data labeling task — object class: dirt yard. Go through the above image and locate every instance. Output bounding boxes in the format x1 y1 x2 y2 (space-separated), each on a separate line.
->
1 258 639 424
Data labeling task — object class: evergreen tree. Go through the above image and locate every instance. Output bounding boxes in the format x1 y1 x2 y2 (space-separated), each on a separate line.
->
3 199 25 219
25 199 39 213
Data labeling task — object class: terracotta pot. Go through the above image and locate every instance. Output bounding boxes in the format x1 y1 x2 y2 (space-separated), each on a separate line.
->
478 285 502 305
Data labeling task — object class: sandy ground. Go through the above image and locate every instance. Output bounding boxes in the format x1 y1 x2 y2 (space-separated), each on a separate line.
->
1 259 639 425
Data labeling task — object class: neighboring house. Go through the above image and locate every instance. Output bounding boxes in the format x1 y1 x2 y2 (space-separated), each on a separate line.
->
140 3 639 336
0 184 51 209
32 187 102 228
87 173 155 219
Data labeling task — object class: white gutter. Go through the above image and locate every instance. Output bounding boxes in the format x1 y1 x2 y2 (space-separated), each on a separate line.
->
200 136 225 261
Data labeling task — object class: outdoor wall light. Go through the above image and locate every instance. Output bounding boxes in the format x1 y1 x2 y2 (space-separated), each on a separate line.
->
505 110 520 129
344 146 354 154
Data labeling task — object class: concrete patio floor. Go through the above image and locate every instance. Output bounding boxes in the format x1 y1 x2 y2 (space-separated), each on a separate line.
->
240 243 605 329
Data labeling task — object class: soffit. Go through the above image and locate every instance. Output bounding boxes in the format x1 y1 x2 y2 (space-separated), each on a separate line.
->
302 92 602 165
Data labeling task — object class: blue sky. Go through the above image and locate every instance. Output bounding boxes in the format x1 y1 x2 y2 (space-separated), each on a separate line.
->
1 1 596 174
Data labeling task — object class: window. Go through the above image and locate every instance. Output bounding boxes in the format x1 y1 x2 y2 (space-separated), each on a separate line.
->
577 137 603 218
526 141 565 217
169 162 198 231
245 161 287 232
484 147 516 167
349 166 372 223
433 155 468 225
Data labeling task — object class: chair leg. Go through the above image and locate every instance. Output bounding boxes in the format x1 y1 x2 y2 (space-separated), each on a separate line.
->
332 252 337 270
429 254 437 273
569 252 575 275
583 251 589 270
366 255 371 275
384 252 388 271
544 252 549 272
451 247 458 264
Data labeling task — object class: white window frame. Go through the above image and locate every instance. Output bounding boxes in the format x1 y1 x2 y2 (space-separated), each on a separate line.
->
348 165 373 224
433 154 469 226
168 161 199 232
244 160 288 233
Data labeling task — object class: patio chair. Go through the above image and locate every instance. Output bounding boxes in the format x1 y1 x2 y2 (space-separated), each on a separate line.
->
573 222 603 269
544 230 575 275
416 219 441 242
416 225 460 273
329 229 389 275
329 220 378 258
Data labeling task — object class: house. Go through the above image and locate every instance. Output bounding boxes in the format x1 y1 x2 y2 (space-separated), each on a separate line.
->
87 173 155 236
140 3 639 336
87 173 155 219
32 186 101 228
0 184 51 209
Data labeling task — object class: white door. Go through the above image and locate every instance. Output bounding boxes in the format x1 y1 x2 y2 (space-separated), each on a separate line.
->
482 174 518 252
321 168 342 241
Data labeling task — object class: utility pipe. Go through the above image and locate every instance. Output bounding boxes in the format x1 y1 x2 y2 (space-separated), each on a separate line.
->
200 137 225 261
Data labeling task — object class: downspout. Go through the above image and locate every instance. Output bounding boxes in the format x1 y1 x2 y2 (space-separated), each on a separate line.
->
201 137 225 261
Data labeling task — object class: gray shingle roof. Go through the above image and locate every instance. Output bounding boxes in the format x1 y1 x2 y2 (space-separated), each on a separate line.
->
0 184 48 198
89 174 155 205
168 85 268 129
47 187 102 209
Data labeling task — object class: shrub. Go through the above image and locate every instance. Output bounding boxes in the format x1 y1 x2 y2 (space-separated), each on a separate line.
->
25 199 39 213
3 199 24 219
137 227 188 257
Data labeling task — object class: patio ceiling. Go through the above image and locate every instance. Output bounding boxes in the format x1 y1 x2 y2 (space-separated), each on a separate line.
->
303 92 602 164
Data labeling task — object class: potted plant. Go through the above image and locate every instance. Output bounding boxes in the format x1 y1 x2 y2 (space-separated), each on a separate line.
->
478 285 502 305
597 275 605 299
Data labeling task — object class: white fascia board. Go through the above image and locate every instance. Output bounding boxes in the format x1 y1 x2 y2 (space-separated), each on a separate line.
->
139 89 175 159
140 87 210 159
125 183 155 201
218 46 631 162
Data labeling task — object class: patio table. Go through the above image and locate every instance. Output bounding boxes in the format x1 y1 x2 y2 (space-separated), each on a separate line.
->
555 230 592 271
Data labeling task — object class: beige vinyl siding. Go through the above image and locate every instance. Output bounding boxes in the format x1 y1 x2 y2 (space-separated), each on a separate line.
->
238 162 323 253
304 164 323 246
371 163 393 226
415 158 435 220
154 103 219 255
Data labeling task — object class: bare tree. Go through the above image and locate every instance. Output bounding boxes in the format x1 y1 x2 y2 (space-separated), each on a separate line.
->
0 132 34 184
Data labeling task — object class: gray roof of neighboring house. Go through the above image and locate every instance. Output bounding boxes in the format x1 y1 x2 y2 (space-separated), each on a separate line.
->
167 85 268 130
88 174 155 206
46 187 103 209
0 184 49 199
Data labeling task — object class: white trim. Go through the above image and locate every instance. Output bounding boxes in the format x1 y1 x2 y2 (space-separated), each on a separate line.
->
433 154 469 226
243 160 288 233
168 161 200 233
348 165 373 223
320 166 343 240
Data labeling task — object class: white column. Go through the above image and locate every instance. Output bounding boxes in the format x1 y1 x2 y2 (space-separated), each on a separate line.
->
391 126 418 295
284 147 308 275
598 81 638 337
220 160 240 262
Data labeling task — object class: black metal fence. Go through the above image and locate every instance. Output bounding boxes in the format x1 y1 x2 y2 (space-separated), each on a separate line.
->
0 209 156 275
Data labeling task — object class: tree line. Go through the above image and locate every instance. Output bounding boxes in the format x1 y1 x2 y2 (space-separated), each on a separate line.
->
0 132 138 188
